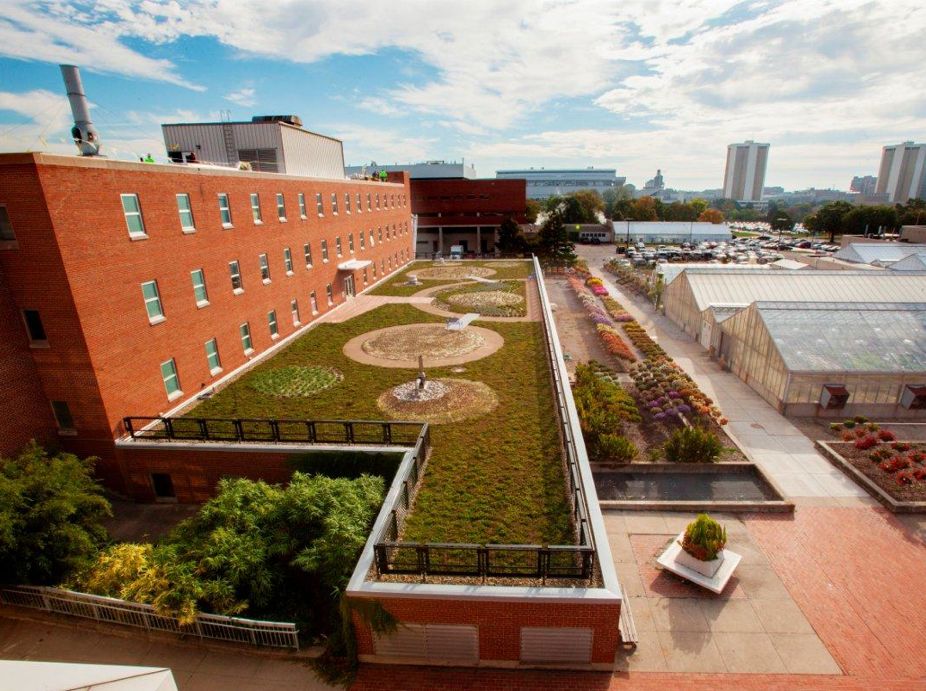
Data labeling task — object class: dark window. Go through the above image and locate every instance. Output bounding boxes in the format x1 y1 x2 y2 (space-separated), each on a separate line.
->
51 401 74 430
0 206 15 241
22 309 47 343
151 473 175 499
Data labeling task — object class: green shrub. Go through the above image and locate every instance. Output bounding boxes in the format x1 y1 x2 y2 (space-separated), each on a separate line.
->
843 419 856 429
597 434 637 462
681 513 727 561
249 365 342 398
290 451 404 480
664 426 723 464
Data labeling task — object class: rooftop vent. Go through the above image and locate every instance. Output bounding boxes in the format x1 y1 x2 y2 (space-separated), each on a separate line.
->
251 115 303 127
60 65 101 156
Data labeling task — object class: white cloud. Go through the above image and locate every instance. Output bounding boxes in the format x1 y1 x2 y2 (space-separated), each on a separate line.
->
333 123 438 166
0 89 73 153
225 87 256 108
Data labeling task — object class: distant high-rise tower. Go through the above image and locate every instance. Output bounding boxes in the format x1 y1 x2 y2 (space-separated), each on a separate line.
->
722 141 769 202
875 142 926 203
850 175 878 196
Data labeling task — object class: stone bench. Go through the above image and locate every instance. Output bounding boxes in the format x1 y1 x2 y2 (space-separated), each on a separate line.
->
446 313 479 331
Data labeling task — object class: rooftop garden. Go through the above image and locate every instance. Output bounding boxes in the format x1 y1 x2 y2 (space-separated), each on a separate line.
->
189 301 572 547
369 259 533 297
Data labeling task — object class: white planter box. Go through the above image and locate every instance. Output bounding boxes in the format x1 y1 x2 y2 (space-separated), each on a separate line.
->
657 531 741 594
673 541 724 577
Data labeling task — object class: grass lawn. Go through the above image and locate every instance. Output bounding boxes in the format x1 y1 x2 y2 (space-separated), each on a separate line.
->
188 303 572 546
370 260 533 298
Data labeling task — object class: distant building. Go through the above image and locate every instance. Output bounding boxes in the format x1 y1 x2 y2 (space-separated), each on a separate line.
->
495 168 625 200
611 221 731 244
762 186 784 196
850 175 877 196
345 160 477 180
642 169 665 195
834 242 926 267
161 115 345 179
876 142 926 203
722 141 769 202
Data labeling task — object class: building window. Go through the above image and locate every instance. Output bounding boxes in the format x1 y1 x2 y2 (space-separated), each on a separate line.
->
375 193 380 209
326 283 334 306
23 309 49 346
363 267 368 285
259 253 271 283
298 192 307 218
0 205 15 242
276 193 286 221
250 193 263 223
378 227 383 243
372 262 377 279
268 310 279 338
229 260 243 292
141 280 165 323
51 400 75 432
348 233 355 253
205 338 221 374
335 236 342 257
331 193 339 215
380 259 385 274
369 229 375 247
321 239 329 262
391 193 395 208
283 247 294 274
176 194 195 232
191 268 209 306
310 290 319 314
160 358 182 400
359 232 366 250
240 322 253 353
316 192 324 215
366 192 372 211
356 192 362 213
121 194 146 238
304 242 313 268
218 193 232 226
291 299 300 325
345 193 351 214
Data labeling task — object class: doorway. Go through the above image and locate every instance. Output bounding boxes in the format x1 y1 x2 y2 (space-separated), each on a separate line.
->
344 275 356 298
151 473 176 501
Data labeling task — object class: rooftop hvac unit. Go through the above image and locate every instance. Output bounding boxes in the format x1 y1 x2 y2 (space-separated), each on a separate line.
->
251 115 303 127
820 384 850 410
900 384 926 410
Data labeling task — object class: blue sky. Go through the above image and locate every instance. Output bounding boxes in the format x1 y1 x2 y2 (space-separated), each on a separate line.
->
1 0 925 190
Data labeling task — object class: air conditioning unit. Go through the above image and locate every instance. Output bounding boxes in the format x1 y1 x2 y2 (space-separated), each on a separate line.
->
900 384 926 410
820 384 849 409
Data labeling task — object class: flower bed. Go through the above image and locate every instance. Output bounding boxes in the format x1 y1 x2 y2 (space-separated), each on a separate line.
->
573 362 640 462
826 424 926 502
605 259 651 297
629 359 727 426
596 324 636 362
601 296 635 322
565 277 638 365
622 322 669 361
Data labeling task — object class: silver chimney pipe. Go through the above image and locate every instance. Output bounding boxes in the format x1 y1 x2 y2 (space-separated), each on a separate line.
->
60 64 101 156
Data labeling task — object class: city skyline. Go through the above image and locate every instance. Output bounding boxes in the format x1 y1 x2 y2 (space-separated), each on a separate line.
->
1 1 925 190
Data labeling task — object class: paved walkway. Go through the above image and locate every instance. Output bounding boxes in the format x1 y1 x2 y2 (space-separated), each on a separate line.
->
0 612 334 691
584 258 868 504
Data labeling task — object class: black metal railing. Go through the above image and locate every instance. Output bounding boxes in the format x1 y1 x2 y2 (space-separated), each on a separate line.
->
122 416 424 447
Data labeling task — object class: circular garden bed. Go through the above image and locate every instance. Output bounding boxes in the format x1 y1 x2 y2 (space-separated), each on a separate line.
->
434 281 527 317
342 323 505 368
377 378 499 424
249 365 343 398
415 266 497 280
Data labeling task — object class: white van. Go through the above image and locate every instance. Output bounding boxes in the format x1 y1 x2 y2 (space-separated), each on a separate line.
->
449 245 464 260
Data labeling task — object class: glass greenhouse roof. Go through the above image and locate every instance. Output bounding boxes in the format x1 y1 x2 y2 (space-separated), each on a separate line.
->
755 302 926 373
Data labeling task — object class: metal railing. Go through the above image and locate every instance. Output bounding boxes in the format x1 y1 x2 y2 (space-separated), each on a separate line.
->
0 585 299 650
123 416 424 447
371 255 597 581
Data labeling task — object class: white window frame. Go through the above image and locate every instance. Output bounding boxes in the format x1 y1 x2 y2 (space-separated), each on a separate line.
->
268 309 279 339
348 233 355 254
259 253 271 283
298 192 307 219
276 192 286 221
240 322 254 354
160 358 182 400
345 192 351 214
229 260 244 294
121 193 146 239
310 290 319 314
356 192 362 213
218 193 233 228
291 298 300 325
141 280 165 324
191 269 209 307
331 192 339 215
283 247 294 275
316 192 324 216
205 337 222 375
366 192 372 211
369 229 375 247
326 283 334 306
304 242 313 268
176 193 195 233
250 193 263 224
359 232 366 251
321 239 329 262
51 400 76 433
335 236 343 257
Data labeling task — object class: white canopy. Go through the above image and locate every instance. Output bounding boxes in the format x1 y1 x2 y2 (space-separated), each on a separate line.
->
337 259 373 271
0 661 177 691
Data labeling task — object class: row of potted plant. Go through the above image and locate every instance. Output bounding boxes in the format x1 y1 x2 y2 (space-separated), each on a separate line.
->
585 276 609 296
629 359 728 426
567 277 640 365
596 324 637 362
600 295 635 322
622 322 669 361
573 362 640 462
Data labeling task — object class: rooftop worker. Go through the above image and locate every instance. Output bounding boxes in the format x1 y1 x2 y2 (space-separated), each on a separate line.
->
143 153 155 163
379 169 388 182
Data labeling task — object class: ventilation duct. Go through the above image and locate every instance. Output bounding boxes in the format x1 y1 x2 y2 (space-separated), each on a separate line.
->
60 64 101 156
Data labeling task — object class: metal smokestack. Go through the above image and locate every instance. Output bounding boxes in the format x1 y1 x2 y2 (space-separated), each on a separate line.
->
59 64 101 156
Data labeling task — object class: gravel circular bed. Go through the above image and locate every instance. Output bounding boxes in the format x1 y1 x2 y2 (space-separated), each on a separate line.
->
415 266 497 280
446 290 524 309
362 324 485 361
377 378 499 424
249 365 343 398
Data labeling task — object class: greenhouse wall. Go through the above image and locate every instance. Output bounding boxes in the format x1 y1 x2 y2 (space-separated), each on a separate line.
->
717 305 789 409
783 373 926 418
663 273 703 339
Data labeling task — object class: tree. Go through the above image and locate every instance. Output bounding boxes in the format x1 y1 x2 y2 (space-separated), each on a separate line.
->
663 202 698 222
544 191 602 224
768 211 794 231
804 200 853 242
524 199 542 224
496 217 523 253
0 442 111 585
689 198 709 216
900 198 926 226
537 209 577 265
629 196 658 221
843 205 899 236
698 208 725 224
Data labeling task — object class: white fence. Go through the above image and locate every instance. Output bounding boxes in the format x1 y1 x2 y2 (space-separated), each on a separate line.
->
0 585 299 650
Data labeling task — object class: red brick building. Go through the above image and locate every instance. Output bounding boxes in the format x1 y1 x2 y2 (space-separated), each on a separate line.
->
0 153 413 493
411 178 527 256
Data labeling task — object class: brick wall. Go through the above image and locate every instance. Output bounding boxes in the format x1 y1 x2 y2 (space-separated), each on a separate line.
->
352 595 621 666
411 178 527 227
0 153 413 491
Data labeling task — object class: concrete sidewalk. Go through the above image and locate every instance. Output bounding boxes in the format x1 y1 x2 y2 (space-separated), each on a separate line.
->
584 256 869 504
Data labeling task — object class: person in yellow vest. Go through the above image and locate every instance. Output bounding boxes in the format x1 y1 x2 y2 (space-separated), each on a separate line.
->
143 153 155 163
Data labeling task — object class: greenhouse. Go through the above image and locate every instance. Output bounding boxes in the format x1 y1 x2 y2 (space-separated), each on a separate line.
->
716 302 926 417
663 269 926 348
611 221 731 244
833 242 926 266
